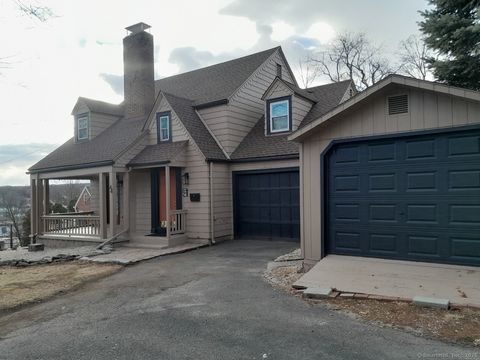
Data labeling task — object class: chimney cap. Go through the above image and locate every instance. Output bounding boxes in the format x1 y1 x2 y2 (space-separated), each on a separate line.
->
125 22 151 35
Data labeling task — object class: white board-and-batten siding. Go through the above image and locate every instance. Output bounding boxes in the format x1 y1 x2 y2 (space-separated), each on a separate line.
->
300 85 480 265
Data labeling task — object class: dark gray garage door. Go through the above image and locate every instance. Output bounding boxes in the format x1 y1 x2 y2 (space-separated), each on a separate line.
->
234 169 300 241
326 127 480 266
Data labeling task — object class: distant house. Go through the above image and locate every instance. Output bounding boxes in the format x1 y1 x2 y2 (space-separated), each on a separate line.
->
28 22 480 268
74 186 92 213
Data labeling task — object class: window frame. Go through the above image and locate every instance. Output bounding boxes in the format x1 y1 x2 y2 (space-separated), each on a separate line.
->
76 113 89 141
156 111 172 143
266 96 292 135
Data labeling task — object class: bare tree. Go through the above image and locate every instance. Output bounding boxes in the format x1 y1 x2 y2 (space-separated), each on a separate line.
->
397 35 433 80
297 57 321 88
1 193 27 242
309 32 395 90
13 0 54 22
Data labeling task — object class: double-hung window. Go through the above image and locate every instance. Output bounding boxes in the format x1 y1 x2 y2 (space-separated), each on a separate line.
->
268 98 290 133
77 114 89 141
157 112 171 142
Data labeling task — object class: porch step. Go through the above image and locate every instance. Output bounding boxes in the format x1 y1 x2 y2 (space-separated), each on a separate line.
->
121 242 169 250
122 233 169 250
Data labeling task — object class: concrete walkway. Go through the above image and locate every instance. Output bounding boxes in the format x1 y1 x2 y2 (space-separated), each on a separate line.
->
294 255 480 307
81 241 210 264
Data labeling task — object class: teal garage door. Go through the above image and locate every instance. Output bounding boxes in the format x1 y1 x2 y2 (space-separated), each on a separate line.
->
326 127 480 266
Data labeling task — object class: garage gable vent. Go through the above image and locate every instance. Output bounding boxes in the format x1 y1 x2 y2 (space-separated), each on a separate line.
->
388 94 409 115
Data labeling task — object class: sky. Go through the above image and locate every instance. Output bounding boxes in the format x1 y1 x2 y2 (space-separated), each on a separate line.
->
0 0 428 186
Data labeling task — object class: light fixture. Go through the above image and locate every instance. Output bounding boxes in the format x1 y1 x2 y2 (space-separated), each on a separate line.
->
182 172 189 185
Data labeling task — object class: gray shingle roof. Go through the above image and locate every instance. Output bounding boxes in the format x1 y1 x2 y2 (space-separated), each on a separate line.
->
232 81 352 160
163 92 226 160
29 116 145 172
128 141 188 167
231 116 299 160
155 47 278 106
299 80 352 128
75 97 124 116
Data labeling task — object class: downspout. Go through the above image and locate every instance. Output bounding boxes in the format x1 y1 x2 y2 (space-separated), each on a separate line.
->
209 161 215 244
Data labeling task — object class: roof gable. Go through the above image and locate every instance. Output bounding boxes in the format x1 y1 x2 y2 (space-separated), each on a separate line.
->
290 75 480 141
72 97 124 116
262 77 317 102
155 47 284 107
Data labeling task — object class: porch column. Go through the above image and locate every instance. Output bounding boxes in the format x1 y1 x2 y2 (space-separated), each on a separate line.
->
36 176 43 235
165 165 170 240
98 173 107 239
42 179 49 216
123 172 130 232
109 170 116 237
30 176 37 243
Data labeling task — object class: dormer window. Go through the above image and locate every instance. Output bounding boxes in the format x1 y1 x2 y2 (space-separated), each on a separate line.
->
77 114 89 141
267 96 291 134
157 111 171 142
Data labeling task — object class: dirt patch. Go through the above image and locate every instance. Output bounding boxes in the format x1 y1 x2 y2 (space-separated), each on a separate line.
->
264 265 480 347
0 261 123 311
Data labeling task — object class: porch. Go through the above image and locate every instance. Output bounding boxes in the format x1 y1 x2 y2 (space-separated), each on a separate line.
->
30 165 188 248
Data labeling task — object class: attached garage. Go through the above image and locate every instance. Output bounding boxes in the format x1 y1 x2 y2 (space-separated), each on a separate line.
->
325 127 480 266
289 75 480 268
233 168 300 241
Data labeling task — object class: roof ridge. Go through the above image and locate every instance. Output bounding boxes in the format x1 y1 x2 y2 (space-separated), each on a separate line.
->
306 79 352 91
155 47 279 83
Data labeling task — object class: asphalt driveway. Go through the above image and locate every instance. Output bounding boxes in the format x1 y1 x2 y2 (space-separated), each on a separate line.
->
0 240 477 360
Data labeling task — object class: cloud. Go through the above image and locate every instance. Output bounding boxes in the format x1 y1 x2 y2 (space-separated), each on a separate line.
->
220 0 424 46
168 47 240 73
0 144 59 186
100 73 124 96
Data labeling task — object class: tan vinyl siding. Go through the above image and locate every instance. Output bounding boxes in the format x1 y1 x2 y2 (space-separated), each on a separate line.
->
148 97 189 144
198 49 296 155
231 159 299 172
130 170 151 234
292 95 312 131
212 162 233 239
265 81 293 99
300 85 480 264
183 142 211 240
197 104 230 153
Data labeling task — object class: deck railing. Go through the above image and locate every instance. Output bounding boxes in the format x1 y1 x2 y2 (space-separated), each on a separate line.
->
169 210 187 235
42 214 101 237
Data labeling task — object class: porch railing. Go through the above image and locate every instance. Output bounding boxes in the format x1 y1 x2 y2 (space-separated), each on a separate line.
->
42 214 101 237
169 210 187 235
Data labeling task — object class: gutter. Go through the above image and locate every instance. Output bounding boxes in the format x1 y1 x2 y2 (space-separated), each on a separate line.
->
28 160 115 174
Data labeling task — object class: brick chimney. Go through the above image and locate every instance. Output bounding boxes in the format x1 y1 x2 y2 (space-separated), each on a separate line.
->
123 22 155 118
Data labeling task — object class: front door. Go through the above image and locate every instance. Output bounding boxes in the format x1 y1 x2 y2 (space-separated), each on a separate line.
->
151 168 182 235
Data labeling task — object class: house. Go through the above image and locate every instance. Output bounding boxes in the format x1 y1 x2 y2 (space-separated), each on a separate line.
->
74 186 92 213
289 75 480 268
28 22 353 248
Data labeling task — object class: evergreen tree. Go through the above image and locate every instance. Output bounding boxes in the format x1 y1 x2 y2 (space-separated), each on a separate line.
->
420 0 480 90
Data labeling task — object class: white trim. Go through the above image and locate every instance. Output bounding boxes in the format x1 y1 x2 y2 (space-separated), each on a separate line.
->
77 115 89 140
159 114 170 141
269 99 290 133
